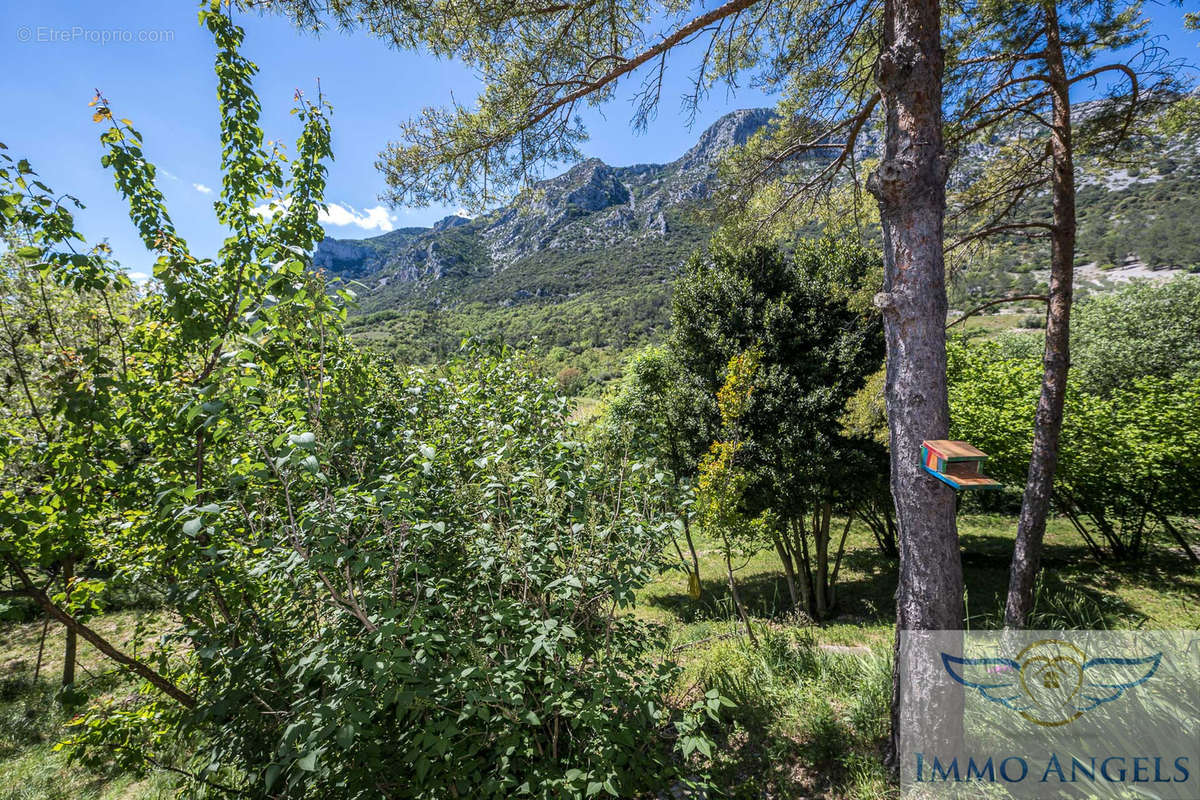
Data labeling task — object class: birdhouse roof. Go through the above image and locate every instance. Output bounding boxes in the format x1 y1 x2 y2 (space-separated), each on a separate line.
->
922 439 989 462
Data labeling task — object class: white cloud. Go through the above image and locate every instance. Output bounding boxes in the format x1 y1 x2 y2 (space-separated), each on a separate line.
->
320 203 396 232
160 168 179 181
193 183 213 195
250 201 398 233
127 271 150 283
250 202 279 220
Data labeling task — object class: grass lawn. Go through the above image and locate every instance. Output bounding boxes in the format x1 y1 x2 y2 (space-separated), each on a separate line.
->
631 512 1199 798
636 513 1200 640
947 311 1039 338
0 610 178 800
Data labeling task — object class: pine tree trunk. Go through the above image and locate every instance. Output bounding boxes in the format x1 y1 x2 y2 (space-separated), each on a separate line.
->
1004 2 1076 628
869 0 964 771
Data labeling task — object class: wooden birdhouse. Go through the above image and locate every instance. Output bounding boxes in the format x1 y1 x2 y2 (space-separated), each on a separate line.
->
920 440 1001 490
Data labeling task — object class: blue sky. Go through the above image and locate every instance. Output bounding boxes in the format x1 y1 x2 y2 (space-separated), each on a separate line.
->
2 1 1197 277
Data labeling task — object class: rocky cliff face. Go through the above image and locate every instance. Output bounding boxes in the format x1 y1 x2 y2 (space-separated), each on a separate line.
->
314 108 780 293
313 238 373 273
312 226 428 279
317 101 1200 315
678 107 776 170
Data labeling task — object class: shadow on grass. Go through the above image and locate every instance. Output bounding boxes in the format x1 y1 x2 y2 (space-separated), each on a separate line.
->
646 519 1188 628
645 560 898 626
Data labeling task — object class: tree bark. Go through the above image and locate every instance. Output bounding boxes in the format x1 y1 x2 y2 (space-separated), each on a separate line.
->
814 502 831 619
771 527 800 608
869 0 964 772
5 556 197 708
791 515 815 615
829 513 855 595
61 557 77 688
681 513 702 587
34 614 50 682
1004 1 1076 628
721 535 757 645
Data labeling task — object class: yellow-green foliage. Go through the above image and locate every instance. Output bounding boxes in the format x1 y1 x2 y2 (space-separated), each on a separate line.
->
715 348 761 427
697 349 761 542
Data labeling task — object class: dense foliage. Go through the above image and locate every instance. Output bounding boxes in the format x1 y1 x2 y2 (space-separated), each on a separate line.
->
593 346 705 591
1069 275 1200 396
0 7 715 798
663 234 887 619
948 279 1200 561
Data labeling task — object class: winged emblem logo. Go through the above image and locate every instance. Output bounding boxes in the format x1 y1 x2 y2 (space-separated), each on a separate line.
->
941 638 1162 727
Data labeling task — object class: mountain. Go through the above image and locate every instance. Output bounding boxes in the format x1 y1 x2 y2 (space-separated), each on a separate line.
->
317 109 776 371
318 106 1200 382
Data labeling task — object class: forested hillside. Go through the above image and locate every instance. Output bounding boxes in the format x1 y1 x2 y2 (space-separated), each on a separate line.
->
326 110 774 378
322 100 1199 381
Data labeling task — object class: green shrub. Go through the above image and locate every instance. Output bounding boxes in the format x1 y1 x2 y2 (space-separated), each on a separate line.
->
949 331 1200 560
1 7 716 797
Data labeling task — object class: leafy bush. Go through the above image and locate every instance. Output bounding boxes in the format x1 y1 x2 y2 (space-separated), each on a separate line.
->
554 364 583 394
949 335 1200 561
1 7 715 797
127 346 709 799
593 345 705 590
1070 275 1200 395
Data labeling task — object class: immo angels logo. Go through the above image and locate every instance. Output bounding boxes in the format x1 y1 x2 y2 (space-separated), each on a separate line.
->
942 639 1162 727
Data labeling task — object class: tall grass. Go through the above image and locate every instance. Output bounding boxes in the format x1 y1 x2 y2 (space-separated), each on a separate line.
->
685 627 896 798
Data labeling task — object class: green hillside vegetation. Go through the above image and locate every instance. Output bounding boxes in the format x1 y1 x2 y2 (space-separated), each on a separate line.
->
342 207 712 387
1076 140 1200 270
329 103 1200 392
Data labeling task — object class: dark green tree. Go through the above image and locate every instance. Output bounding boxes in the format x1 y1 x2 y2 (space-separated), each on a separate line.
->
670 233 886 619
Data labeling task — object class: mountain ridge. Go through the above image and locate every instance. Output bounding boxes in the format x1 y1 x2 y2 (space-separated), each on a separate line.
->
315 107 777 292
320 105 1200 378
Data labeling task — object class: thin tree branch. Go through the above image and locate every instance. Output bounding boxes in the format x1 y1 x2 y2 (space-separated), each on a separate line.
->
3 555 197 708
947 220 1054 251
946 294 1049 329
496 0 760 140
